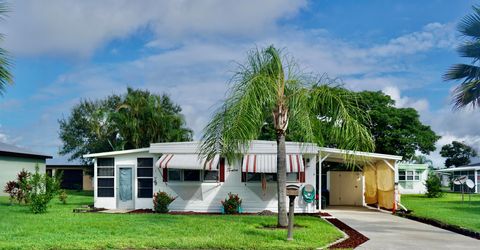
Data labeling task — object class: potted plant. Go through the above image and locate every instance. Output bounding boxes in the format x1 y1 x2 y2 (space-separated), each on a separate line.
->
221 193 242 214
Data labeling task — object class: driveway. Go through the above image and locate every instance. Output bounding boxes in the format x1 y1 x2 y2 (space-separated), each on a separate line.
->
325 206 478 250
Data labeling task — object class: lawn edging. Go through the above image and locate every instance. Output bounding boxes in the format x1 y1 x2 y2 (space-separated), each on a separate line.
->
396 211 480 240
315 213 369 249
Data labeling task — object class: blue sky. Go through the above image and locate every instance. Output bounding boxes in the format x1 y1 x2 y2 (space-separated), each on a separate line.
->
0 0 478 166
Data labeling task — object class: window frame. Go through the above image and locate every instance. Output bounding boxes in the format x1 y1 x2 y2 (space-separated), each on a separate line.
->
166 169 219 183
137 158 154 198
97 157 115 198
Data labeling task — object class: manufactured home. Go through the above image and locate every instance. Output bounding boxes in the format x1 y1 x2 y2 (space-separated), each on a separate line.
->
84 140 402 213
397 163 429 194
436 164 480 193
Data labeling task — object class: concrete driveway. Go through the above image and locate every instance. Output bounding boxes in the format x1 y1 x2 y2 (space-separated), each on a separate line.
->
326 206 478 250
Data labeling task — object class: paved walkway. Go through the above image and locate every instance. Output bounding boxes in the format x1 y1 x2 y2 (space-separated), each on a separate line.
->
325 206 478 250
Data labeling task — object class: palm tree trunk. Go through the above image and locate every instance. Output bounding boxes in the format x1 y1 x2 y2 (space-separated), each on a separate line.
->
277 132 288 227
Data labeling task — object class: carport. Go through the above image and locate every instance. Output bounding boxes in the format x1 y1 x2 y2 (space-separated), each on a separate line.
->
318 148 402 210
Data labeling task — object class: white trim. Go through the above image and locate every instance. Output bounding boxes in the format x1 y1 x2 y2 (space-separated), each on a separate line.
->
436 166 480 172
383 159 395 171
319 147 402 161
84 148 150 158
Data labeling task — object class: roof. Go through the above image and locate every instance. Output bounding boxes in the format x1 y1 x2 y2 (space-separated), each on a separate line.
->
46 164 92 169
83 148 149 158
397 163 429 170
0 142 52 159
436 165 480 172
319 147 402 164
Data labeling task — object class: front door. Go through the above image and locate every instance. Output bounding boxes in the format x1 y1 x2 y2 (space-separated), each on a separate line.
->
117 166 134 209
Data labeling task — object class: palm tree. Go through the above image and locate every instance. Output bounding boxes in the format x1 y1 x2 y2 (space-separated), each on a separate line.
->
0 2 12 95
444 5 480 109
200 46 374 227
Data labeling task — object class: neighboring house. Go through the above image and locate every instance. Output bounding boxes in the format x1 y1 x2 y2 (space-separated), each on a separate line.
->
83 140 402 212
397 163 429 194
436 163 480 193
46 164 93 191
0 142 52 196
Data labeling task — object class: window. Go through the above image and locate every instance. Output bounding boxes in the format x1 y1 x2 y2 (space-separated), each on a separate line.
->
245 173 277 182
167 169 216 182
184 170 201 181
204 170 219 182
415 170 422 181
97 158 114 197
406 171 414 181
399 170 405 181
137 158 153 198
287 173 299 182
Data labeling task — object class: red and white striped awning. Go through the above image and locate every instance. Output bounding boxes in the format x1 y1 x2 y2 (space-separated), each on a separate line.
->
242 154 304 173
156 154 220 170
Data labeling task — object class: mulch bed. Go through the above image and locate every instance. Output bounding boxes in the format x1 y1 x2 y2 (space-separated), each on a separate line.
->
317 212 369 249
396 211 480 240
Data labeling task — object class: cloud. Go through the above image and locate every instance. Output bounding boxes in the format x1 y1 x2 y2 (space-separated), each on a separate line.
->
1 0 306 57
383 86 429 112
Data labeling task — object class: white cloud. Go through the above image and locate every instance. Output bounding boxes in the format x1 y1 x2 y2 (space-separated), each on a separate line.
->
1 0 306 57
383 86 429 112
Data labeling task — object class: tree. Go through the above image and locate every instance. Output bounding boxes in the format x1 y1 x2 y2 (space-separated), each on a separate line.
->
0 2 13 95
59 88 192 164
410 155 434 168
200 46 374 227
444 5 480 109
356 91 440 159
440 141 477 167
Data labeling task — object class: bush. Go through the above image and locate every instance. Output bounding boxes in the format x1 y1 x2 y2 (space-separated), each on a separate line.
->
425 172 443 198
153 191 176 213
24 165 62 213
221 193 242 214
3 181 19 205
59 190 68 204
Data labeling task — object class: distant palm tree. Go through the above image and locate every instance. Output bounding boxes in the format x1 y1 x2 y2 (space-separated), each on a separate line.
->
444 6 480 109
0 1 12 95
200 45 374 227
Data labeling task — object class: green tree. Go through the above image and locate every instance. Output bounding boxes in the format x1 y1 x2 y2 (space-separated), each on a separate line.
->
200 46 374 227
59 88 192 164
444 5 480 109
439 141 477 167
356 91 440 159
0 2 13 95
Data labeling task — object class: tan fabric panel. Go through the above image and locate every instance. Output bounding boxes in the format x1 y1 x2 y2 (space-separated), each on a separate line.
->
376 160 395 209
363 164 377 204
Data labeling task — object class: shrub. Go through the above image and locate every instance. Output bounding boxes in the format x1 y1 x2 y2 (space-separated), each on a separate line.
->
425 172 443 198
16 169 31 204
3 181 19 205
59 190 68 204
221 193 242 214
24 165 62 213
153 191 176 213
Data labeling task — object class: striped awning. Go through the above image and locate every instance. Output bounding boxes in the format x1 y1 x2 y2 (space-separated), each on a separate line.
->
242 154 304 173
156 154 220 170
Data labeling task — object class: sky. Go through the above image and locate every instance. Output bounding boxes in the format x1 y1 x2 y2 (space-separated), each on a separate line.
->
0 0 478 166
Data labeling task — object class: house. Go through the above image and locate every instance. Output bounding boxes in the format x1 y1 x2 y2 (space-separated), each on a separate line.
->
0 142 52 196
83 140 402 212
436 164 480 193
46 164 93 191
397 163 429 194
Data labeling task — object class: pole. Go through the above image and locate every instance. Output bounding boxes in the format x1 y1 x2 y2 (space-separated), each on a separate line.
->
287 195 295 241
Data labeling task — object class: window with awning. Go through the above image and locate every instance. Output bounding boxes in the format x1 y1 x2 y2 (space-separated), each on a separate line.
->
242 154 305 173
156 154 220 170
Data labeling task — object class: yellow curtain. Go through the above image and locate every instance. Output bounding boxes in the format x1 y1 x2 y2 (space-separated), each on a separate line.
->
363 164 377 204
376 160 395 209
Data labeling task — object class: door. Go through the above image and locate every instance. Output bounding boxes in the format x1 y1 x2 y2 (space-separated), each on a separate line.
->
117 166 134 209
329 171 363 206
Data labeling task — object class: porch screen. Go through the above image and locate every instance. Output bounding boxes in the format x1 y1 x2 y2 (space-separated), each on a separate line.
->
242 154 304 173
376 160 395 209
363 164 377 204
119 168 132 201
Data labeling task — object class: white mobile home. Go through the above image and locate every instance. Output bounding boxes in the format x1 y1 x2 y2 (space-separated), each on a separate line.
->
436 164 480 193
84 140 402 213
397 163 429 194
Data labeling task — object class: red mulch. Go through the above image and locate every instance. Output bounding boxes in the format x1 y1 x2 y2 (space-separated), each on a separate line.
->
324 217 369 249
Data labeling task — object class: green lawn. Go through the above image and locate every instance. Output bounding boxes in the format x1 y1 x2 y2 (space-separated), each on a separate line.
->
0 191 342 250
401 192 480 232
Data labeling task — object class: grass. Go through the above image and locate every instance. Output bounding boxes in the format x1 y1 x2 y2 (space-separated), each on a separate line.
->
401 192 480 232
0 191 343 250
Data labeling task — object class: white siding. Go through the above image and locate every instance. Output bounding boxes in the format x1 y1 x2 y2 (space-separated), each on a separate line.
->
94 152 318 213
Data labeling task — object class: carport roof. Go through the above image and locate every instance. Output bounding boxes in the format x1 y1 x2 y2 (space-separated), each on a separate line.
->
319 147 402 164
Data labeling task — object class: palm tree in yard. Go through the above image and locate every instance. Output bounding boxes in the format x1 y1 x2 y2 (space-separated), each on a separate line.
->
200 45 374 227
0 1 12 95
444 5 480 109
